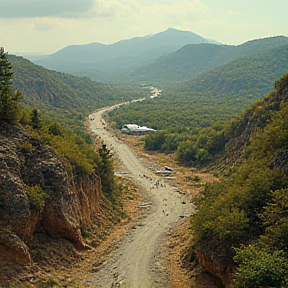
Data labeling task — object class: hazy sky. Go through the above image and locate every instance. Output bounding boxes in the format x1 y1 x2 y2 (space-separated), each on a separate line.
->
1 0 287 54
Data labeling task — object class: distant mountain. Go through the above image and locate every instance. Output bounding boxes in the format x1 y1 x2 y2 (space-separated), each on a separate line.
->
175 43 288 99
34 28 218 73
12 52 48 62
128 36 288 86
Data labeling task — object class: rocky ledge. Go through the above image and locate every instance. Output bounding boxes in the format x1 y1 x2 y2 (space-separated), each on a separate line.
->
0 123 101 264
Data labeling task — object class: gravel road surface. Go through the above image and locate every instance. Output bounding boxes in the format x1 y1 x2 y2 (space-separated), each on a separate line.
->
88 107 194 287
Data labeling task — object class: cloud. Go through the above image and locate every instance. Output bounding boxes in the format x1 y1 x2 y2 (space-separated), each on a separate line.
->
90 0 208 19
33 22 53 32
0 0 209 21
228 11 242 16
150 0 209 21
0 0 95 18
92 0 139 17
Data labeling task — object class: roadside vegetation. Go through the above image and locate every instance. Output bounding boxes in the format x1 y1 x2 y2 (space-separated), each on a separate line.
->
191 74 288 287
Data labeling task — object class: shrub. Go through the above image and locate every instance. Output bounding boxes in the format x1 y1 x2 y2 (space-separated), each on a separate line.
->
25 184 47 211
19 141 35 153
234 244 288 288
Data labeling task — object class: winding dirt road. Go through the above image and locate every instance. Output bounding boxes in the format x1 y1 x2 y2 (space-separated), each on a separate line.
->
88 106 195 287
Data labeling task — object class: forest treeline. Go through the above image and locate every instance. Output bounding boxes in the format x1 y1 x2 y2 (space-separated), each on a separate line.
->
191 73 288 287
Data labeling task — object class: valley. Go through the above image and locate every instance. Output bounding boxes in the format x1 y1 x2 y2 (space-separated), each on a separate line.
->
1 27 288 288
87 106 195 287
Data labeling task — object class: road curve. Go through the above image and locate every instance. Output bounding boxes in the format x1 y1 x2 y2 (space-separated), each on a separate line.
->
88 107 194 287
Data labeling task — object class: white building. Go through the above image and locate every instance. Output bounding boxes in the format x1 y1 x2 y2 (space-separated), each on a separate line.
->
121 124 156 135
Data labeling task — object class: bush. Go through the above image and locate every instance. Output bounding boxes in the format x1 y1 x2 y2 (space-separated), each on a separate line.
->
196 148 211 164
175 141 197 165
234 244 288 288
25 184 47 211
19 141 35 153
144 131 166 151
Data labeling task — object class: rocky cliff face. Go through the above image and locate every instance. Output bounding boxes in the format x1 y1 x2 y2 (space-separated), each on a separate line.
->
0 123 101 264
195 248 236 288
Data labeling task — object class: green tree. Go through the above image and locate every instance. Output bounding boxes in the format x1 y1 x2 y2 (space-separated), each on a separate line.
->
196 148 211 164
144 131 166 151
0 47 22 123
48 122 63 136
260 188 288 251
175 140 197 165
205 132 226 155
98 144 115 198
234 244 288 288
30 108 42 130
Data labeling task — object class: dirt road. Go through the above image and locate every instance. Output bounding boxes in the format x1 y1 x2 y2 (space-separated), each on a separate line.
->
88 107 195 287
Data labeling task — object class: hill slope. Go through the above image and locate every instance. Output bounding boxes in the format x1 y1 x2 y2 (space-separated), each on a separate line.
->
9 54 147 124
108 43 288 135
176 43 288 97
34 28 216 74
191 73 288 287
128 36 288 86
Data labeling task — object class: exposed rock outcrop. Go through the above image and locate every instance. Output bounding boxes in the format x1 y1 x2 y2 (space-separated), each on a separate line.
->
269 148 288 176
195 248 236 288
0 230 31 264
0 123 101 264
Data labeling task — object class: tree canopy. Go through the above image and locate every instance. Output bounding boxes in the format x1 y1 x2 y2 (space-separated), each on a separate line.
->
191 73 288 287
0 47 21 123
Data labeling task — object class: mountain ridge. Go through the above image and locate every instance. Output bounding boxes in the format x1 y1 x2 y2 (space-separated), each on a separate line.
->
128 35 288 86
176 42 288 94
33 28 219 73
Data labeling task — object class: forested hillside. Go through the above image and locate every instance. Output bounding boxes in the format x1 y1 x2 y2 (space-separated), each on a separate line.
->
9 54 148 127
126 36 288 86
107 43 288 166
0 48 126 274
34 28 215 74
177 43 288 96
191 73 288 287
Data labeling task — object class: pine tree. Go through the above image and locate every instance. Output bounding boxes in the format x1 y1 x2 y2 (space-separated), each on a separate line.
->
30 108 41 130
98 144 115 198
0 47 22 124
